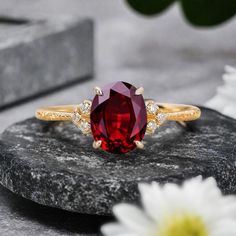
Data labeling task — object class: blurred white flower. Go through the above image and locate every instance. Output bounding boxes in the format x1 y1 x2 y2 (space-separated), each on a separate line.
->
101 176 236 236
206 65 236 119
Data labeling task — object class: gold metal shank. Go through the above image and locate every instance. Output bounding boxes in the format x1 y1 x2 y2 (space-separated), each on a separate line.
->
35 102 201 135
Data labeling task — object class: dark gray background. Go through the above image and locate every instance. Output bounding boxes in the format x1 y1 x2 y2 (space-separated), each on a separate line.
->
0 0 236 235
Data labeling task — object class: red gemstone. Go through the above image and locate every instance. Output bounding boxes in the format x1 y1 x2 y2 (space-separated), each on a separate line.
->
90 81 147 154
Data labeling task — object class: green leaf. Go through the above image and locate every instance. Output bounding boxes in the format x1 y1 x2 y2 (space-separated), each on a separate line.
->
181 0 236 26
126 0 175 16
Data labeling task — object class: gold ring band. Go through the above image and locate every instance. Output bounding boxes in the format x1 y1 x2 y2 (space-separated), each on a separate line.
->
35 81 201 154
35 101 201 137
36 103 200 122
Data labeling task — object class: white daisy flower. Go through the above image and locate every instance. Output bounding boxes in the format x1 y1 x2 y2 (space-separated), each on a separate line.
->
101 176 236 236
206 65 236 119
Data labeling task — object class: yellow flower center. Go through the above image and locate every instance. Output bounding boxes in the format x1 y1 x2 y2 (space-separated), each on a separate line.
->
157 214 209 236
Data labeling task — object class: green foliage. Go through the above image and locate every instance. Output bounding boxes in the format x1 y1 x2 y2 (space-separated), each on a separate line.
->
126 0 236 27
181 0 236 26
126 0 175 15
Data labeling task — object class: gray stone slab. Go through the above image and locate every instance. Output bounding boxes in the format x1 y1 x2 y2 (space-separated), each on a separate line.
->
0 107 235 216
0 15 93 108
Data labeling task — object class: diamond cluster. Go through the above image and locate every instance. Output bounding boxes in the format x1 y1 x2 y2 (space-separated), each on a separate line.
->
72 100 91 135
146 100 167 134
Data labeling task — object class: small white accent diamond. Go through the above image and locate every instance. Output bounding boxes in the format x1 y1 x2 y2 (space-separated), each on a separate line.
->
80 120 91 131
147 102 159 114
147 120 157 132
79 101 91 114
156 113 167 124
72 112 81 123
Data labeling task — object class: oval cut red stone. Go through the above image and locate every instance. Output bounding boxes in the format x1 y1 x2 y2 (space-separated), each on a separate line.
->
90 81 147 154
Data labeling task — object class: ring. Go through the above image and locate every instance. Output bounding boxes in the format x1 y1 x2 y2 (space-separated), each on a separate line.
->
35 81 201 154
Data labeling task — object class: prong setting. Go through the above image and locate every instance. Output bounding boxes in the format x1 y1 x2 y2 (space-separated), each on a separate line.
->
145 100 160 134
79 100 92 115
146 121 158 134
134 140 144 149
94 87 103 96
90 81 147 153
93 140 102 149
156 113 167 125
72 100 91 135
135 87 144 95
146 100 159 114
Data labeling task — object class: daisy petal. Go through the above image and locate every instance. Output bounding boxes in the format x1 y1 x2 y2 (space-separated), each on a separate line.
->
216 196 236 218
139 182 168 223
101 223 137 236
206 65 236 119
211 219 236 236
113 203 154 235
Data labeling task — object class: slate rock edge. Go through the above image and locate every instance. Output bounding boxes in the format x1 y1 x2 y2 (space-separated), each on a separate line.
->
0 107 235 216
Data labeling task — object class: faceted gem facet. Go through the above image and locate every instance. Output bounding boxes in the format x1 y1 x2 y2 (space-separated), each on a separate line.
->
90 81 147 154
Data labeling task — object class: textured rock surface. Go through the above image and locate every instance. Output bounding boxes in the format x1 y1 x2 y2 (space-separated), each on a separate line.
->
0 107 235 216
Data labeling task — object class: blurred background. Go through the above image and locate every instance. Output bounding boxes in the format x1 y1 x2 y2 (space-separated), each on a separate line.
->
0 0 236 132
